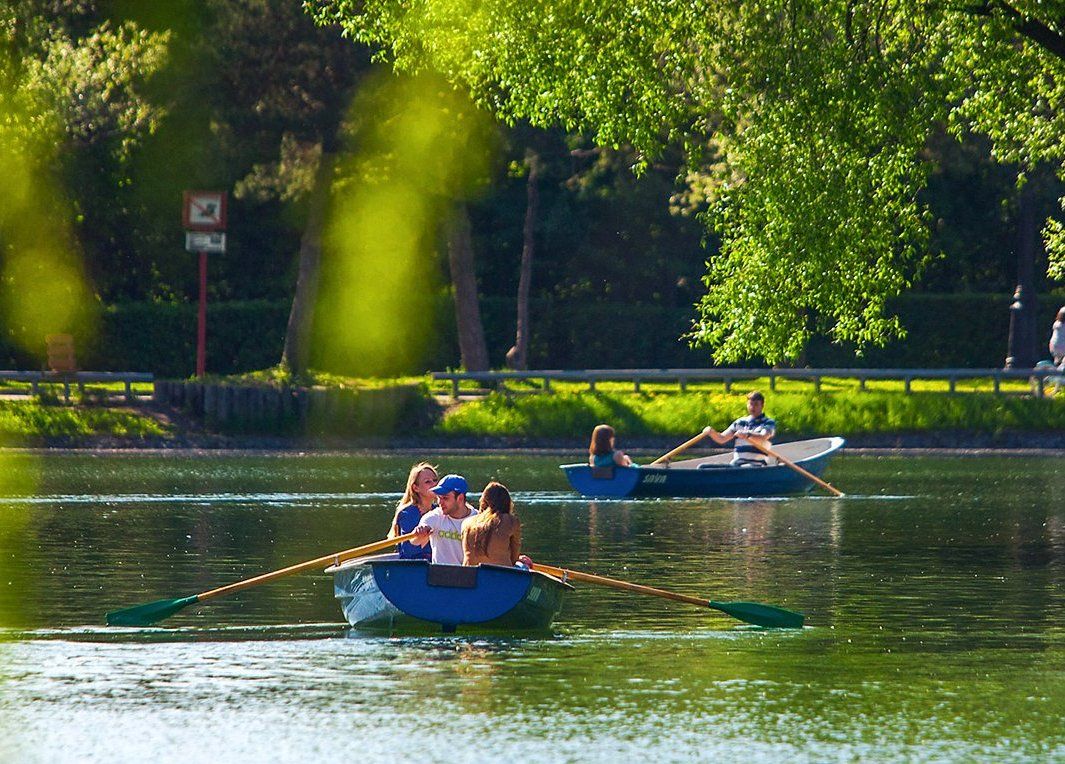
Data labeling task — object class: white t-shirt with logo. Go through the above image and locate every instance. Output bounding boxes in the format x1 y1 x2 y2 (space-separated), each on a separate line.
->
415 507 478 565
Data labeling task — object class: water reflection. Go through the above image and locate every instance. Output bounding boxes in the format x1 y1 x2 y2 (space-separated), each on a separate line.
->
0 453 1061 761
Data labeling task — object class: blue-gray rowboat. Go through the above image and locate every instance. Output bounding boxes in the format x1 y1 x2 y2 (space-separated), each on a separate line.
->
328 554 573 635
561 436 845 498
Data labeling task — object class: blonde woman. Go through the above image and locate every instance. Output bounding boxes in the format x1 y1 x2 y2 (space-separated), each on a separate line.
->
389 462 438 560
462 482 522 567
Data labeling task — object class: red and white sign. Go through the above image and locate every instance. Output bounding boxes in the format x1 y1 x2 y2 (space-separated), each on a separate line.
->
183 190 227 231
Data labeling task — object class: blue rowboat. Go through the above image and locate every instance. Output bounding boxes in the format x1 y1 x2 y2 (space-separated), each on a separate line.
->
561 436 846 498
328 554 573 635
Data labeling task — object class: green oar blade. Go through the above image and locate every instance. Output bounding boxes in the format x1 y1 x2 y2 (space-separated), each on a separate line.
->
709 600 805 629
106 595 200 627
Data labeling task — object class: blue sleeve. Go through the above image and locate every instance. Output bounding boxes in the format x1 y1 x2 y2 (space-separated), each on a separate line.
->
395 505 432 560
395 506 420 533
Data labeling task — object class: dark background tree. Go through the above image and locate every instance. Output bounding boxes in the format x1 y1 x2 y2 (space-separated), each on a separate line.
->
3 1 1064 376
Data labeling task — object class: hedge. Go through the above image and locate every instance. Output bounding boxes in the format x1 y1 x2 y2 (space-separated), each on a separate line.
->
0 292 1061 376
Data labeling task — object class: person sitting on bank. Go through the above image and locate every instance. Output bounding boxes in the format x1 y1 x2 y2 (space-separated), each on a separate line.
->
462 481 522 567
702 390 776 466
588 424 633 468
388 462 438 561
410 474 478 565
1049 306 1065 367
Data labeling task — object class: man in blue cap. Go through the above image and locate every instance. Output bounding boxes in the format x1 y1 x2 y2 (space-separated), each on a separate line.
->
410 474 478 565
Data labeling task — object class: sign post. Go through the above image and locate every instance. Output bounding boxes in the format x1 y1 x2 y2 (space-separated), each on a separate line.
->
182 191 227 378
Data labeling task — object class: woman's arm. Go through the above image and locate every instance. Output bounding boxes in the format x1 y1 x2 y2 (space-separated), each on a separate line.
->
461 525 475 565
509 518 522 564
613 451 633 467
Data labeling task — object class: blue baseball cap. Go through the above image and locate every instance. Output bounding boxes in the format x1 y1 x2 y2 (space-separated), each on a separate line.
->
430 474 468 495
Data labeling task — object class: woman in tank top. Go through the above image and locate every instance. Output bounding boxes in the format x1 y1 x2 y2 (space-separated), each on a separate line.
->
462 482 522 566
588 424 633 468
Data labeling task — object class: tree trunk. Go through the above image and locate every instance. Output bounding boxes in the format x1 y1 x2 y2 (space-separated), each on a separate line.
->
280 150 334 379
506 149 541 370
447 203 490 371
1005 180 1039 369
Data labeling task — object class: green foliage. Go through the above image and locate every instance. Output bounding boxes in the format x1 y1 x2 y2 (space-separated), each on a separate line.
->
314 71 493 377
0 292 1059 376
310 0 1065 362
0 401 168 439
437 389 1065 439
0 1 169 358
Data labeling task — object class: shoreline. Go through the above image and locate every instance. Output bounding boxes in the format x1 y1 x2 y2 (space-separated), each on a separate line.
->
3 433 1064 458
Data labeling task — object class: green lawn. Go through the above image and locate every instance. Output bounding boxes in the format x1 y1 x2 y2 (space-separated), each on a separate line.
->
436 388 1065 439
0 401 169 441
0 370 1057 443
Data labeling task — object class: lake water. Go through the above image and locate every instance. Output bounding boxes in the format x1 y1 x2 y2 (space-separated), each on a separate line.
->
0 451 1062 762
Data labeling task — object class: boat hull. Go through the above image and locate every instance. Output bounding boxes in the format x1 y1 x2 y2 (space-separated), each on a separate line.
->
561 437 845 498
330 555 571 635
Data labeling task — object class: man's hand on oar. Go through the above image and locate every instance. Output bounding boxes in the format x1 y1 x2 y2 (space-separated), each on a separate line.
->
105 531 419 627
530 562 804 629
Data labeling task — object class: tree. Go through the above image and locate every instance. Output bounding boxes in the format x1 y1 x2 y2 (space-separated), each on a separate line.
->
0 1 169 352
187 0 362 377
505 148 541 371
308 0 1065 363
447 203 490 371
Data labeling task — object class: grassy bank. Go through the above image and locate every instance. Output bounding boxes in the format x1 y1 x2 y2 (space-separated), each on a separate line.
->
436 389 1065 439
0 401 169 442
1 371 1062 445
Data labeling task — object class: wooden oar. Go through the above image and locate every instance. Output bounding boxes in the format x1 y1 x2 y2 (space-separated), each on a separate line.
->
531 562 804 629
649 429 711 465
106 531 419 627
740 435 844 497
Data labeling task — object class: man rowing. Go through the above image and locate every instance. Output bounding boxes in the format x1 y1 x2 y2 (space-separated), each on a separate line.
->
702 390 776 466
409 474 478 564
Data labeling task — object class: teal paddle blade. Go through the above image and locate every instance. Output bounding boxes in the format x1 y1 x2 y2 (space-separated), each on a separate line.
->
708 600 804 629
106 595 200 627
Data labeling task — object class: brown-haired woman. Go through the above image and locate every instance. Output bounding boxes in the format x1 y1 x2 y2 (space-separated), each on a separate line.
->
389 462 438 560
462 481 522 566
588 424 633 468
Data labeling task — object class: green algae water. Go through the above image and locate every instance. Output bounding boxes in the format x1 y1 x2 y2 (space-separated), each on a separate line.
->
0 451 1062 762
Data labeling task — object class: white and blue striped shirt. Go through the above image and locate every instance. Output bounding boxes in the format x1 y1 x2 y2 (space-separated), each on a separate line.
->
724 414 776 461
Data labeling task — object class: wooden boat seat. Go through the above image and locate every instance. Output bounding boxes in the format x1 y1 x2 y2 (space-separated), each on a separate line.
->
590 466 615 480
